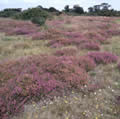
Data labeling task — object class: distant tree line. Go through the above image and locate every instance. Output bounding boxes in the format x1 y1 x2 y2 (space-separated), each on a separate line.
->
0 8 22 17
64 4 84 15
0 3 120 25
87 3 120 16
64 3 120 16
0 6 62 25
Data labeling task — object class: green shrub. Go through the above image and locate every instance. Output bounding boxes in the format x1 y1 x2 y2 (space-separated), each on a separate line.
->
14 8 51 20
31 17 46 26
0 9 21 18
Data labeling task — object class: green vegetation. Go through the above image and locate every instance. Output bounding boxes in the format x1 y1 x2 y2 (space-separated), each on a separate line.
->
0 8 21 17
31 17 46 26
14 7 51 20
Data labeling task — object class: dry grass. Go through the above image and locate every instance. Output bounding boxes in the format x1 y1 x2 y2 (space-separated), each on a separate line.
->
102 36 120 56
0 33 54 60
0 32 89 61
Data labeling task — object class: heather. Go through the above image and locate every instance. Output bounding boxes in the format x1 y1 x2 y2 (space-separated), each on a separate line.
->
81 42 100 50
53 48 77 56
0 15 120 119
87 52 118 64
0 19 40 36
0 55 95 118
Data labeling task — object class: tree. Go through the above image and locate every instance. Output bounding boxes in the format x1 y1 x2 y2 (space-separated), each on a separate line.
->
49 7 58 12
64 5 70 12
37 5 43 9
88 7 94 13
100 3 111 10
73 5 84 14
93 5 101 12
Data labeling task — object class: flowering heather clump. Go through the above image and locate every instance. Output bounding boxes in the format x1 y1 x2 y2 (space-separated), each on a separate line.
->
54 48 77 56
87 52 118 64
97 30 110 39
81 42 100 50
84 32 108 44
47 35 88 48
77 56 96 71
0 18 40 36
47 38 70 48
107 29 120 36
0 55 90 119
32 32 47 40
47 19 65 27
64 32 83 39
6 27 36 36
46 28 64 40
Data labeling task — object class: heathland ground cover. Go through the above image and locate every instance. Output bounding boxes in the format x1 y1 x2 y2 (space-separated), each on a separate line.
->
0 16 120 119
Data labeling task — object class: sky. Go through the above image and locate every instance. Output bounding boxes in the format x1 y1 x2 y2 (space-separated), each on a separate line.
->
0 0 120 11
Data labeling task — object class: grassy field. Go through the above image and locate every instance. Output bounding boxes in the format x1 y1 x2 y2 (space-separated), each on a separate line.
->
0 16 120 119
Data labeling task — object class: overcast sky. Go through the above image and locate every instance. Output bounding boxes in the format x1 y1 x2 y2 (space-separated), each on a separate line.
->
0 0 120 11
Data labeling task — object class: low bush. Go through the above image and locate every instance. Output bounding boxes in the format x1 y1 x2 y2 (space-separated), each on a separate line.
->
7 27 36 35
54 48 77 56
64 32 83 39
31 17 46 26
77 56 96 71
32 32 47 40
84 32 108 44
81 42 100 50
87 52 118 64
14 8 50 20
47 35 88 48
0 55 91 119
0 19 39 36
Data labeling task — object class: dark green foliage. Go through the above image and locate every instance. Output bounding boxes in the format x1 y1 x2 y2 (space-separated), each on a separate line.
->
14 8 50 20
31 17 46 26
87 3 120 16
0 8 22 18
63 5 84 16
64 5 70 12
88 7 94 13
49 7 58 12
13 7 51 25
73 5 84 14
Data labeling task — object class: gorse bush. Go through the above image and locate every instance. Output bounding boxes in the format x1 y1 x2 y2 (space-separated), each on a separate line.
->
13 7 51 26
14 8 50 20
31 17 46 26
87 52 118 64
